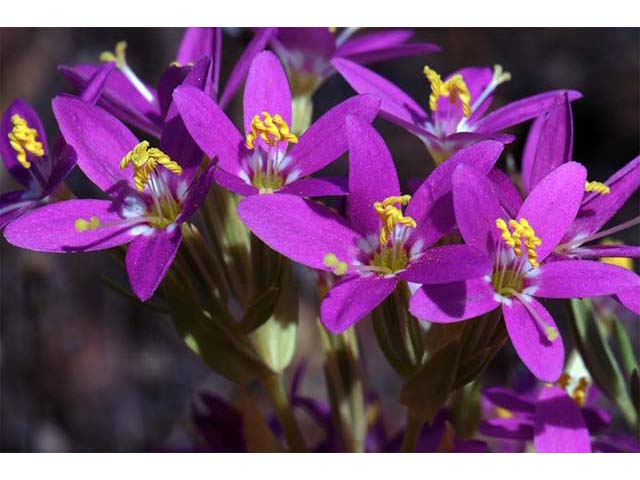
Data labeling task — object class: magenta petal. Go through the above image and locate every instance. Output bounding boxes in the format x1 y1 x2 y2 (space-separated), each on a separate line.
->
517 161 587 261
534 386 591 452
399 245 491 285
173 86 245 175
79 61 117 105
0 191 36 229
237 194 361 272
616 287 640 316
177 28 219 65
571 244 640 259
213 168 258 196
483 387 536 413
568 156 640 240
321 275 397 334
158 64 192 119
243 51 291 134
1 99 49 187
176 162 216 223
407 140 504 247
488 167 522 219
410 277 499 323
42 141 77 197
52 96 138 193
452 163 505 255
473 89 582 134
58 64 162 138
334 29 414 57
332 58 428 128
287 94 380 178
434 67 493 127
338 43 441 66
521 93 573 194
346 116 399 237
479 417 534 441
279 177 347 197
219 28 277 109
4 199 135 252
530 260 640 298
503 298 564 382
126 228 182 301
521 113 546 194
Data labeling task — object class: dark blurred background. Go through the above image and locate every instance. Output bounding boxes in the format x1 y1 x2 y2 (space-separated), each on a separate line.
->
1 28 638 452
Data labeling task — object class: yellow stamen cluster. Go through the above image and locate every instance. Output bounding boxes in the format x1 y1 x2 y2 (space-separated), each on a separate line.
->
120 141 183 192
100 41 128 68
246 112 298 150
323 253 348 276
8 114 45 169
599 239 633 271
75 216 100 232
496 218 542 268
373 195 417 246
423 66 472 117
585 180 610 195
556 373 588 407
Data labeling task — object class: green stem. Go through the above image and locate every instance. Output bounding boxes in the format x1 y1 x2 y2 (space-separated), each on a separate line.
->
401 408 425 453
262 373 307 452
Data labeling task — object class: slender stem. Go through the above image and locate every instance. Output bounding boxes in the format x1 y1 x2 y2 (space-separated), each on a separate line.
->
400 408 425 453
262 373 307 452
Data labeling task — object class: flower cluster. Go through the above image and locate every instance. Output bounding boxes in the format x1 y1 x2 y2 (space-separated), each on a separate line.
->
2 28 638 453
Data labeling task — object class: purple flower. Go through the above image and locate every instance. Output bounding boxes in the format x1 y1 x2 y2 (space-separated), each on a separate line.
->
173 51 380 197
481 375 637 453
333 58 583 163
521 93 640 314
410 162 640 381
237 117 504 333
4 96 215 301
58 28 275 138
0 63 115 229
269 28 440 97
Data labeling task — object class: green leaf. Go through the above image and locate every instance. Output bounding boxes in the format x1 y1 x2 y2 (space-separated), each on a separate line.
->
570 299 637 428
400 340 461 424
163 275 271 384
611 316 638 378
234 285 281 334
630 367 640 416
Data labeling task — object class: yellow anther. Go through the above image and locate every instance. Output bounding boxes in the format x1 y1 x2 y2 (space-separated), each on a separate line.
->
585 180 610 195
545 326 558 342
328 27 337 33
556 373 571 389
245 112 298 150
572 377 588 407
495 407 513 419
373 195 416 246
120 141 182 192
496 217 542 268
8 114 44 169
323 253 348 276
599 239 633 271
100 41 128 68
75 216 100 232
492 64 512 86
423 66 472 117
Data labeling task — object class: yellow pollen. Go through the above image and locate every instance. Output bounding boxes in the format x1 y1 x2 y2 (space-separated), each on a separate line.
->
323 253 348 276
545 326 558 342
572 377 588 407
75 216 100 232
120 141 182 192
495 407 513 419
373 195 416 246
423 66 472 118
100 41 128 68
556 373 571 389
8 114 45 169
585 180 610 195
496 218 542 268
245 112 298 150
599 239 633 271
328 27 337 33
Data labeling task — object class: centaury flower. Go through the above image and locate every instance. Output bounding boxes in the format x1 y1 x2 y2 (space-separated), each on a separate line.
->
237 116 505 333
0 63 115 229
410 162 640 381
333 58 582 164
173 51 380 197
4 97 215 301
270 28 440 98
